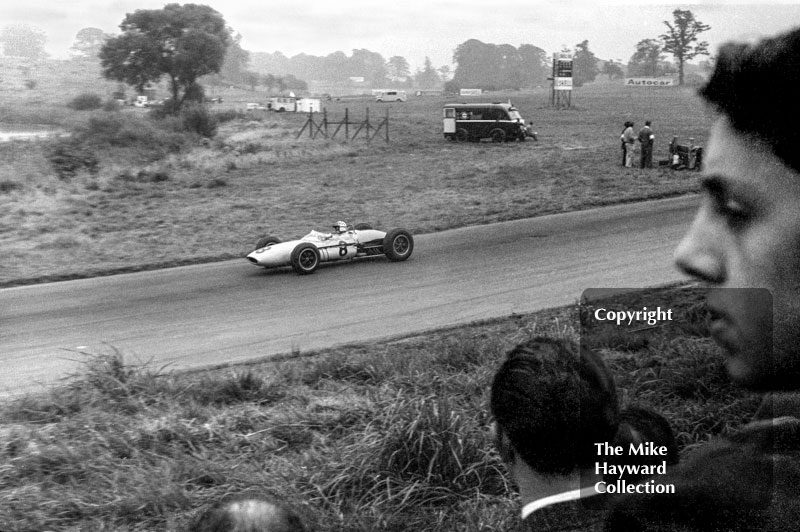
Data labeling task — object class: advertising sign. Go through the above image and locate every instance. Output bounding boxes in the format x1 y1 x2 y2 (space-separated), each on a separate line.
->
624 78 675 87
554 77 573 90
556 56 573 78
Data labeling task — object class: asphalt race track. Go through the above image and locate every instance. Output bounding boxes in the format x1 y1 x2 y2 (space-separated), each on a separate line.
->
1 195 700 398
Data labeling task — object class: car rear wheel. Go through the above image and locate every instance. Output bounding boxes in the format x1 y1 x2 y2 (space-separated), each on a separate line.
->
255 235 281 250
290 243 320 274
383 229 414 262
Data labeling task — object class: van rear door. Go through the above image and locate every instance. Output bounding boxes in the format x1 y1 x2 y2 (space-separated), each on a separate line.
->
443 107 456 134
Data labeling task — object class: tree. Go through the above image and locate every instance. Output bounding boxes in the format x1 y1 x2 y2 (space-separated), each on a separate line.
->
219 32 250 83
71 27 109 60
0 24 46 60
415 56 440 89
99 3 230 112
453 39 549 91
660 9 710 85
348 49 387 85
386 55 410 82
628 38 665 77
601 60 625 80
573 40 598 87
517 44 548 87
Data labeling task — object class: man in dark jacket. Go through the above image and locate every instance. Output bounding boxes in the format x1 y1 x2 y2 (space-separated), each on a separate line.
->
606 26 800 532
490 337 619 531
637 121 654 168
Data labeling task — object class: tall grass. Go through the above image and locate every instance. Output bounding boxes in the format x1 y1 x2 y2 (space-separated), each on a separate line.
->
0 292 761 531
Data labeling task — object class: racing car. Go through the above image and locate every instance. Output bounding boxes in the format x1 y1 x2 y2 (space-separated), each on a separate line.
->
246 221 414 275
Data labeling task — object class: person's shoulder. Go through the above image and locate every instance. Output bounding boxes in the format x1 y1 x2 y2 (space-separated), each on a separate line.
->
605 427 800 532
523 495 611 532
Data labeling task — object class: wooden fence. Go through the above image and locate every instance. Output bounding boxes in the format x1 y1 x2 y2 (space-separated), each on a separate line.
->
295 108 390 143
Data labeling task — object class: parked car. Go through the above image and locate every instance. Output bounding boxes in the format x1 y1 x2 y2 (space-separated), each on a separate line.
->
375 90 407 102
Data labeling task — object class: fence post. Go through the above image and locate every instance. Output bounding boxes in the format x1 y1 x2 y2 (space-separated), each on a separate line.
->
323 108 328 137
385 108 389 143
365 107 370 144
308 109 313 138
345 108 349 141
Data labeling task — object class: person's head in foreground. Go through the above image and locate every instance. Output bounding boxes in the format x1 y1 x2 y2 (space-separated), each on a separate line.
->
188 493 309 532
674 26 800 391
490 336 618 502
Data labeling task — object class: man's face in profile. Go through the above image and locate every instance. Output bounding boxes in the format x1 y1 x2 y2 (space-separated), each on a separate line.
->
674 117 800 390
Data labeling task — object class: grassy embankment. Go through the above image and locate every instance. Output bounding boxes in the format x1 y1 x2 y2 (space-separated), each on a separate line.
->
1 62 739 531
0 285 761 531
1 61 709 286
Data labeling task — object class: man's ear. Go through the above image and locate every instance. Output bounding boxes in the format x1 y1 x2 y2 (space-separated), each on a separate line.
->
492 422 516 464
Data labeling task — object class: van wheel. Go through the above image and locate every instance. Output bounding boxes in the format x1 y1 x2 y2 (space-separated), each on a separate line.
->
490 129 506 143
455 128 469 142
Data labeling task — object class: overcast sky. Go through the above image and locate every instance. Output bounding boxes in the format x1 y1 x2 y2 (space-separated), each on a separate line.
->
2 1 800 70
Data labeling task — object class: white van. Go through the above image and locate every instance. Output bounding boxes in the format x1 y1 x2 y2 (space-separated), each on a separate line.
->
375 90 407 102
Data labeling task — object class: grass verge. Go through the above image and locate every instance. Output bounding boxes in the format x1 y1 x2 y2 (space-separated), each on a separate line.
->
0 286 760 531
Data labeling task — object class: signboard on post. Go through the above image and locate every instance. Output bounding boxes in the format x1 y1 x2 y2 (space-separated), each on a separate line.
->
554 77 573 91
552 52 573 107
555 52 573 78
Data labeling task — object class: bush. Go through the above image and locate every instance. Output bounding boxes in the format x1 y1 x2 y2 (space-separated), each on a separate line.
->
0 180 21 193
46 140 99 179
76 113 188 155
181 103 218 138
102 99 122 112
68 93 103 111
213 109 246 123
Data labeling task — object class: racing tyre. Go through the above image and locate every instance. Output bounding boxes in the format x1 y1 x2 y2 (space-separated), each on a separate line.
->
455 128 469 142
354 223 373 230
290 243 321 274
490 128 506 143
255 235 281 249
383 228 414 262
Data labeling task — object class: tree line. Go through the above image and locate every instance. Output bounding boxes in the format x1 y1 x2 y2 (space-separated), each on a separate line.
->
0 6 711 114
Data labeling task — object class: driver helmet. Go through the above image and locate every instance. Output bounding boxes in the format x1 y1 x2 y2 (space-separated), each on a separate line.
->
333 221 348 233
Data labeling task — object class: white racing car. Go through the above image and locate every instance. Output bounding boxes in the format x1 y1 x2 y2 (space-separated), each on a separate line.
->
246 221 414 275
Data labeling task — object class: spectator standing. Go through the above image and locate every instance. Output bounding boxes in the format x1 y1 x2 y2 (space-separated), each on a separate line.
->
621 122 636 167
637 121 654 168
620 122 630 165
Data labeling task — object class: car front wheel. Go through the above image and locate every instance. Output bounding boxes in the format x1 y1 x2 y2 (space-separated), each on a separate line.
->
255 235 281 250
383 229 414 262
290 243 320 274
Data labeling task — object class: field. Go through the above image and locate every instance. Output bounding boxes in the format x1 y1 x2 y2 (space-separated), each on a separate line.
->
0 62 737 531
0 59 710 286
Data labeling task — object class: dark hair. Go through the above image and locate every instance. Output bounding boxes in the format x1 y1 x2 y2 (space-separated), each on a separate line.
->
490 337 619 476
699 26 800 173
610 405 679 482
188 493 309 532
